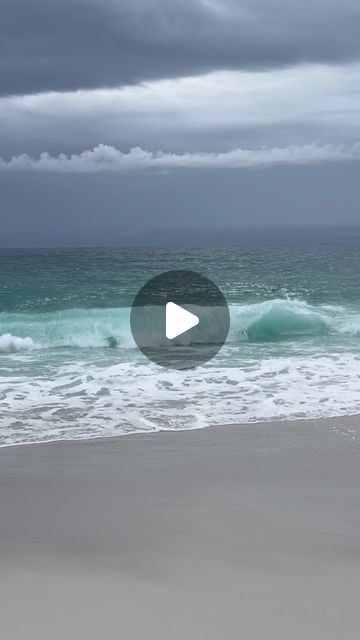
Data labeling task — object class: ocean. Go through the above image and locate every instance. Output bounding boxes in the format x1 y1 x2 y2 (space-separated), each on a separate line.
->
1 244 360 446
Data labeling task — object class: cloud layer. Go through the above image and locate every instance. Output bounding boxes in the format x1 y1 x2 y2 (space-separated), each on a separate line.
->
2 1 360 246
1 142 360 173
1 64 359 158
1 0 360 97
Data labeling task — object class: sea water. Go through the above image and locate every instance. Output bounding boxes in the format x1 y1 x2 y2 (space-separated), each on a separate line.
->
1 244 360 446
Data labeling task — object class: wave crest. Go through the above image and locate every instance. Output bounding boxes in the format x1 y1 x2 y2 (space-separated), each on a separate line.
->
232 299 329 341
0 298 356 351
0 333 36 353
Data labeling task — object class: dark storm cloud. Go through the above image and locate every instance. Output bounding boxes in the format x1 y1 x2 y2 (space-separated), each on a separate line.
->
1 0 360 97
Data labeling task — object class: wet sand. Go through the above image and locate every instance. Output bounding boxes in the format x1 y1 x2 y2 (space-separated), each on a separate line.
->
0 417 359 639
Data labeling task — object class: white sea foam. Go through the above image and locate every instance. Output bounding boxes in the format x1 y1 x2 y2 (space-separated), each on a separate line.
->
1 350 360 446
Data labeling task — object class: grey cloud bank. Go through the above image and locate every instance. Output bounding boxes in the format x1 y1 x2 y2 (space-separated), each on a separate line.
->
1 64 359 158
1 0 360 97
1 161 360 248
1 0 360 246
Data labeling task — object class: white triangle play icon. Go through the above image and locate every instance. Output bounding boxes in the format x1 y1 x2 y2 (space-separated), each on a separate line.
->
166 302 199 340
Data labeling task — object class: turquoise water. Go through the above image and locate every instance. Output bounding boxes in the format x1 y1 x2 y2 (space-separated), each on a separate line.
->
1 245 360 445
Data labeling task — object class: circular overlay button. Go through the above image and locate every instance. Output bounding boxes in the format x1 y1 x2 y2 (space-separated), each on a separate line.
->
130 270 230 370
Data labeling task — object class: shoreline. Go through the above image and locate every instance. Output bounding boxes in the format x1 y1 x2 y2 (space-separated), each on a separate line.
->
1 415 360 639
1 411 360 450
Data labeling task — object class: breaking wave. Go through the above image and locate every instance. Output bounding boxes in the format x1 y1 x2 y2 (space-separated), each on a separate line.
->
0 298 358 353
231 299 330 341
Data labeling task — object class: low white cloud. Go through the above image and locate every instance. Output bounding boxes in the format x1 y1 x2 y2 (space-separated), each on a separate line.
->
1 142 359 172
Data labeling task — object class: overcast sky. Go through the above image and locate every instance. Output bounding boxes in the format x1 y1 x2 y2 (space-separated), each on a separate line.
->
1 0 360 246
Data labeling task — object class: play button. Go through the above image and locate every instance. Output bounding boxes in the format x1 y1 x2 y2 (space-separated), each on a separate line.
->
130 270 230 370
166 302 199 340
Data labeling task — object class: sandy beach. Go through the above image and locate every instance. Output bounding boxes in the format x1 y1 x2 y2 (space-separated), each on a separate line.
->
0 417 359 640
